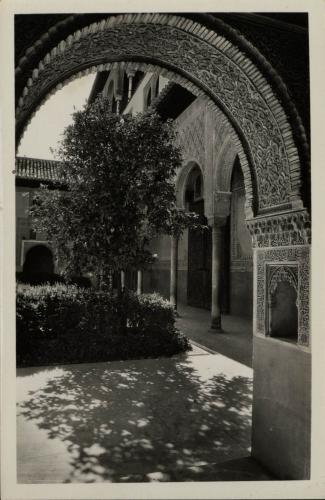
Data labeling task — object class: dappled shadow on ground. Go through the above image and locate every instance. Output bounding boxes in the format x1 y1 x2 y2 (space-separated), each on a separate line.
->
17 357 252 483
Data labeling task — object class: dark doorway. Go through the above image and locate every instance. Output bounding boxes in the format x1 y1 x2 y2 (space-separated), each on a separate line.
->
186 165 212 309
23 245 54 275
187 199 212 309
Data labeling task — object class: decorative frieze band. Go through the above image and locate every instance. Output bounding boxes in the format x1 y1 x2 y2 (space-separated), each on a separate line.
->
246 209 311 247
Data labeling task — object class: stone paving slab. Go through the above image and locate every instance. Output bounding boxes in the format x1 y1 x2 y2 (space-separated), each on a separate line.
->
16 347 261 483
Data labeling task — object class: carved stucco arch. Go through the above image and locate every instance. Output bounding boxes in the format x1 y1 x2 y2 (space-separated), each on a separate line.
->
16 13 306 216
19 58 255 218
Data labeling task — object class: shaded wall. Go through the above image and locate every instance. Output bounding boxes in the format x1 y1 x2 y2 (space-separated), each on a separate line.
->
252 336 311 479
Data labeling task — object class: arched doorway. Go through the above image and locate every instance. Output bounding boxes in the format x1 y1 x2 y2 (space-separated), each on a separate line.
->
16 14 306 215
23 244 54 275
15 14 310 340
14 12 311 479
185 165 212 309
228 157 253 317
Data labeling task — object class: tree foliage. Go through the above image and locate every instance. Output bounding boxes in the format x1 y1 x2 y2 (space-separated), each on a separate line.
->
31 96 198 284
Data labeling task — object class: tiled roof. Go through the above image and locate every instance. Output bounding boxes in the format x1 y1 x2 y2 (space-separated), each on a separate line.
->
15 156 62 182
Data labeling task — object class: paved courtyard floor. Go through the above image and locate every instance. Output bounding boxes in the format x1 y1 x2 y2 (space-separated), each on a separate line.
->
176 304 253 367
16 342 271 483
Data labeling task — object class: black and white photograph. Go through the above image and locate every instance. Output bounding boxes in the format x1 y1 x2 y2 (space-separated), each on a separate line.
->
1 1 325 499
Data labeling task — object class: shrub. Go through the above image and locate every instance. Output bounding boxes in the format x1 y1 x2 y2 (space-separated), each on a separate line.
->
16 284 190 367
16 272 91 287
127 292 175 331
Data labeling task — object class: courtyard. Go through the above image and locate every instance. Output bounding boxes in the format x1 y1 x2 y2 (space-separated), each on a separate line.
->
17 317 271 483
8 11 313 493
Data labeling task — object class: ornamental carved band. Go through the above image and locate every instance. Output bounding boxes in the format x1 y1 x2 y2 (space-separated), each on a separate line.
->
16 14 303 214
246 209 311 248
256 246 310 346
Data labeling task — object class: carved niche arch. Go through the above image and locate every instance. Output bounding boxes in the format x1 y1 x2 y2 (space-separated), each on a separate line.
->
16 13 307 217
269 265 298 296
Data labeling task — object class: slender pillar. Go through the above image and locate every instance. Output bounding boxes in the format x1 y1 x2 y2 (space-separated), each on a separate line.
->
170 235 178 310
211 223 224 331
121 270 126 291
116 97 122 115
127 71 135 101
137 269 143 295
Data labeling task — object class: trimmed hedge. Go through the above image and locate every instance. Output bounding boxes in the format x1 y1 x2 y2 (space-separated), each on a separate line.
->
16 272 91 287
16 284 190 367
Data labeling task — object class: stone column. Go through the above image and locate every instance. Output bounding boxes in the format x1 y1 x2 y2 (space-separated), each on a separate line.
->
115 95 122 115
121 270 126 291
137 269 143 295
211 221 224 330
127 70 136 101
208 193 231 331
170 235 178 311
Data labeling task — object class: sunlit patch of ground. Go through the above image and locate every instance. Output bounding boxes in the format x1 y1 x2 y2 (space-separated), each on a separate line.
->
16 346 264 483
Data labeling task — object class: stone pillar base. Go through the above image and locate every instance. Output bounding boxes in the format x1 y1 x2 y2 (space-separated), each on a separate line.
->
211 316 223 332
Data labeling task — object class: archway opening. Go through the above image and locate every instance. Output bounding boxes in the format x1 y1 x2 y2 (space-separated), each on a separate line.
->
23 245 54 275
228 157 253 318
13 13 311 482
184 165 212 309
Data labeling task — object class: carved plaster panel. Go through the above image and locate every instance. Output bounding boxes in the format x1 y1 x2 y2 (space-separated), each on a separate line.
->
255 245 310 346
176 115 205 169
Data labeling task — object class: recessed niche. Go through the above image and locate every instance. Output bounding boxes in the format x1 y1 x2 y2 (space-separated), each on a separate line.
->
267 265 299 342
270 280 298 341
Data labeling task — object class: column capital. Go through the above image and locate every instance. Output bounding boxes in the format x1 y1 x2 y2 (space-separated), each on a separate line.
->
207 215 228 228
213 190 232 218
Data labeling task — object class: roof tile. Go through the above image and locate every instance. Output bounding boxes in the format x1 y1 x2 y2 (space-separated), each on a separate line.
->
15 156 62 182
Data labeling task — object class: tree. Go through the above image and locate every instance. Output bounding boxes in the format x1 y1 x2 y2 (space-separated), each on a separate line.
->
31 96 198 288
